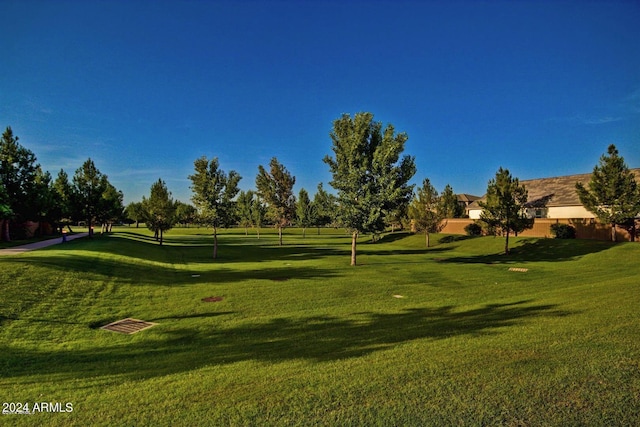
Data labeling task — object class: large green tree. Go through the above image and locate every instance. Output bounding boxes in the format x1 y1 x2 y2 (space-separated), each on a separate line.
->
440 184 464 218
0 126 42 240
479 167 533 255
125 201 147 228
323 112 416 266
71 158 107 236
576 144 640 242
408 178 445 248
144 178 176 245
189 156 241 258
52 169 74 232
97 178 124 233
255 157 296 246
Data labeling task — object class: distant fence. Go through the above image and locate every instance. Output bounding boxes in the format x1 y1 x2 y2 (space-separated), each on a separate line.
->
439 218 638 241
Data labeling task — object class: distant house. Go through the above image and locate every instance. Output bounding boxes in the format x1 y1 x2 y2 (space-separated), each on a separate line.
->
456 194 481 217
467 168 640 220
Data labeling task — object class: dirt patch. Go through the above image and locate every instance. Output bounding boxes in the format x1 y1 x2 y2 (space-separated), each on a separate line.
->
202 296 224 302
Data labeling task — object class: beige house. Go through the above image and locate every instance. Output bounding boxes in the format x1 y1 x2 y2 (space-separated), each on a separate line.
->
467 168 640 220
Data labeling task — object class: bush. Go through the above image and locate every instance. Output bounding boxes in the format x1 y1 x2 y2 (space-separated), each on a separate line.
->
464 222 483 237
550 223 576 239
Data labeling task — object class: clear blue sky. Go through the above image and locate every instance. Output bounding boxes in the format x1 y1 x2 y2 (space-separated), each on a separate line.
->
2 0 639 204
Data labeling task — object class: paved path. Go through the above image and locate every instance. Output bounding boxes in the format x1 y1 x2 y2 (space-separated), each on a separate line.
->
0 232 90 255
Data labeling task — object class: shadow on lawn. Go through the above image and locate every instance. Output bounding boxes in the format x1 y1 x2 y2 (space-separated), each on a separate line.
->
441 238 615 264
1 300 573 381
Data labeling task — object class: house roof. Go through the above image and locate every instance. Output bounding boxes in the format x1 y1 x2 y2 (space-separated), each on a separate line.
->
467 168 640 210
457 193 481 203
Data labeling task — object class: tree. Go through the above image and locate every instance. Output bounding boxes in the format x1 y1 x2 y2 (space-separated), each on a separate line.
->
440 184 464 218
312 183 337 234
143 179 176 245
97 178 124 233
175 201 197 227
255 157 296 246
323 112 416 266
189 156 241 258
125 201 147 228
296 188 315 238
408 178 445 247
576 144 640 242
52 169 74 232
71 158 107 236
252 194 266 239
0 183 13 241
478 167 533 255
236 190 255 235
0 126 41 240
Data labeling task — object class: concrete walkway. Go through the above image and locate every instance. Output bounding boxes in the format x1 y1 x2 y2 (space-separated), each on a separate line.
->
0 232 90 255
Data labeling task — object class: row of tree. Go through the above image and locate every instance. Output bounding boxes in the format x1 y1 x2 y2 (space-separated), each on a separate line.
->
4 112 638 264
0 127 124 241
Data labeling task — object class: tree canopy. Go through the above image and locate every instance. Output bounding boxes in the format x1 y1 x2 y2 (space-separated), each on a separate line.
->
479 167 533 255
144 178 176 245
408 178 445 247
576 144 640 242
255 157 296 246
323 112 416 265
189 156 241 258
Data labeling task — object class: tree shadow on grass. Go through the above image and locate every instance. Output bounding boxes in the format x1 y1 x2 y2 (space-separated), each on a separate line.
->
441 238 615 264
6 253 341 286
1 300 573 381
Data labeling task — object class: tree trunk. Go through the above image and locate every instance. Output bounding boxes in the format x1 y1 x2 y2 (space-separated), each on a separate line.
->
302 227 306 238
213 226 218 259
425 231 430 248
1 220 10 242
611 223 617 242
256 226 260 239
504 229 510 255
351 231 358 266
159 229 163 245
278 226 283 246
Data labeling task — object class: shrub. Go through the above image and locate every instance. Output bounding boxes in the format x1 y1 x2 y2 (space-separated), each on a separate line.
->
550 223 576 239
464 222 483 237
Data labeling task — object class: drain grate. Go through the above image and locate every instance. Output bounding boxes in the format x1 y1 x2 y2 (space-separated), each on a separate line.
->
100 318 158 334
508 267 529 272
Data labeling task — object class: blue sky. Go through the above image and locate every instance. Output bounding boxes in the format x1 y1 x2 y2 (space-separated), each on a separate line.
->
2 0 639 204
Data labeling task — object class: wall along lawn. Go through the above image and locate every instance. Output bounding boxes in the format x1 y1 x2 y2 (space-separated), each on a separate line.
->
1 226 639 426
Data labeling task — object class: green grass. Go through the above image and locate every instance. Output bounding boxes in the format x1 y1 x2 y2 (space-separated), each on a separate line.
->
1 226 639 426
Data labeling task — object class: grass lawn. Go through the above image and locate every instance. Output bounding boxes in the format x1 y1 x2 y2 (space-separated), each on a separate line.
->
1 226 639 426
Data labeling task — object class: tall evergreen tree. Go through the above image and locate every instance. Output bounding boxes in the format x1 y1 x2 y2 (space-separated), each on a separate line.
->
440 184 463 218
479 167 533 255
144 178 176 245
71 158 106 236
0 126 41 240
255 157 296 246
323 112 416 265
576 144 640 242
189 156 241 258
52 169 74 231
408 178 445 247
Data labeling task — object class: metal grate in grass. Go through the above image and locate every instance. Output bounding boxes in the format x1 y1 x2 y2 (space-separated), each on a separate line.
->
508 267 529 272
100 318 158 334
